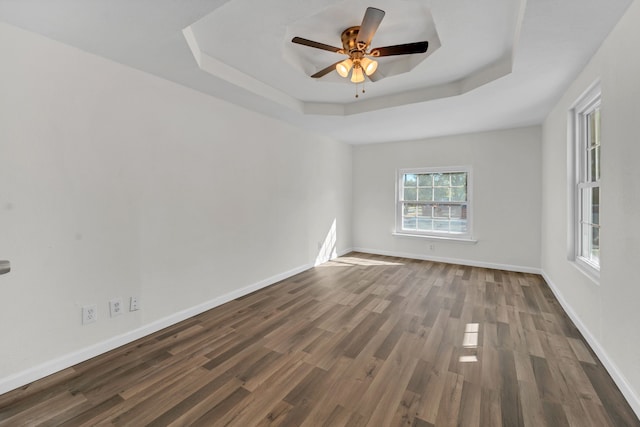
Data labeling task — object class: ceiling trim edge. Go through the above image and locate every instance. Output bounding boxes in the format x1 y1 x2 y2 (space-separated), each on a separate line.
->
182 0 527 117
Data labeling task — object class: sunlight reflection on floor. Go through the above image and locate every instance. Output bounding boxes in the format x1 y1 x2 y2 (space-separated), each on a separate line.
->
459 322 479 363
318 256 404 267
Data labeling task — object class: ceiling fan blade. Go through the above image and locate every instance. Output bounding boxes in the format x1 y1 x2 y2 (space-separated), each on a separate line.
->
366 71 383 82
311 61 343 78
357 7 385 47
291 37 343 53
369 41 428 57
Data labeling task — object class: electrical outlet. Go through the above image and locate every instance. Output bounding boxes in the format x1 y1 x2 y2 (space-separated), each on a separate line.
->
130 296 140 311
109 298 123 317
82 304 97 325
429 243 435 251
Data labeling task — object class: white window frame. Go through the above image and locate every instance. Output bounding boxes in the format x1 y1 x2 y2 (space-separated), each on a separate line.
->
569 82 601 280
395 166 473 241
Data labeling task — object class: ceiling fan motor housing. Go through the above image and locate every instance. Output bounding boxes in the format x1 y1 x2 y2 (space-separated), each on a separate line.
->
341 26 367 55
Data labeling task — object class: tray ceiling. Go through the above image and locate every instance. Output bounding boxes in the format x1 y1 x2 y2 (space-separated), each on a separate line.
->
0 0 633 143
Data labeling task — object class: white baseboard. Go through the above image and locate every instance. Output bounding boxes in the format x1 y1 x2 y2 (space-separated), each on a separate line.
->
352 247 541 274
541 271 640 419
0 262 314 396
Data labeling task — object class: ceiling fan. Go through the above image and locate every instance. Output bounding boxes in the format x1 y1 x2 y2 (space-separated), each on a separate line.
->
291 7 429 97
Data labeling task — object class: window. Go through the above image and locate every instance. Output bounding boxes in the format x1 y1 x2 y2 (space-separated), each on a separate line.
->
396 167 471 238
573 84 601 274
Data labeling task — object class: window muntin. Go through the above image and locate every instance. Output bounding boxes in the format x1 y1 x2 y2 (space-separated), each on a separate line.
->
575 90 601 271
397 168 470 237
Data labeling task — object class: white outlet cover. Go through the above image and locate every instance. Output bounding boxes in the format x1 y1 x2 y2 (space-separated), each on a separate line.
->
109 298 123 317
130 296 140 311
82 304 97 325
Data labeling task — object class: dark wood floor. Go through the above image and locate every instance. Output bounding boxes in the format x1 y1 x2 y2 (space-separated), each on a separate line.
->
1 252 638 426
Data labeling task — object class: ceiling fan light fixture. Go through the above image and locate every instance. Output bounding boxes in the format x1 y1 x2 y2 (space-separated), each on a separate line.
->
350 66 365 83
292 7 429 97
360 57 378 76
336 58 353 78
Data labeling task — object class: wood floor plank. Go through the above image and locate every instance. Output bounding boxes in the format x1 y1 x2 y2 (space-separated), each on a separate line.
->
391 390 421 427
518 379 547 427
434 371 464 427
0 252 637 427
0 391 86 426
0 367 77 409
514 351 537 385
542 401 570 427
149 369 242 427
55 394 124 427
190 387 251 427
150 345 275 426
499 349 525 427
531 355 563 402
457 380 481 427
567 337 596 364
582 360 640 427
480 387 502 427
212 357 314 426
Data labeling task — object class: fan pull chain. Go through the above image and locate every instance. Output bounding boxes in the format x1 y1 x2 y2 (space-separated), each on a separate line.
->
355 81 366 98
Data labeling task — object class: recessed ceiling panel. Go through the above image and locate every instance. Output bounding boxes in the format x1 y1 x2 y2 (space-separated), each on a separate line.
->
185 0 526 114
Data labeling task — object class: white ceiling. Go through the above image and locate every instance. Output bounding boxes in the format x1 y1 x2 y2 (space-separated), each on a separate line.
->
0 0 632 144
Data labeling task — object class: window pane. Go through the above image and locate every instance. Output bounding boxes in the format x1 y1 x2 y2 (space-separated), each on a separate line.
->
404 174 417 186
581 187 600 226
592 187 599 226
434 188 450 201
589 147 598 182
450 220 468 233
580 188 591 223
404 187 417 201
403 203 417 230
451 187 466 202
403 217 417 229
450 205 463 219
418 174 432 186
403 203 417 216
588 111 598 148
591 226 600 263
595 145 600 181
433 173 449 186
594 108 600 145
433 220 450 232
418 188 433 201
451 173 466 186
587 108 600 182
417 218 433 231
434 205 450 218
418 205 432 218
580 223 591 259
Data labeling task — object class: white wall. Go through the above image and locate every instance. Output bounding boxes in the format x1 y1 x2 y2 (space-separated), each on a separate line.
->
0 23 352 391
541 0 640 414
352 126 542 272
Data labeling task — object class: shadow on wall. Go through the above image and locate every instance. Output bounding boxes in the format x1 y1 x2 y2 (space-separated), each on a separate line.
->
315 219 337 266
313 219 409 267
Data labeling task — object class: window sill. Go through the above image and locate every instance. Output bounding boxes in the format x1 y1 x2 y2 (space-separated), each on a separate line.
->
392 232 478 244
571 257 600 285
